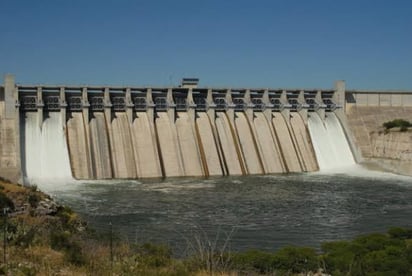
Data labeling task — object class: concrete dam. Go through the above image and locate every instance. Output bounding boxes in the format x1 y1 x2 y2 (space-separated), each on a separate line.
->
4 75 411 182
0 75 353 182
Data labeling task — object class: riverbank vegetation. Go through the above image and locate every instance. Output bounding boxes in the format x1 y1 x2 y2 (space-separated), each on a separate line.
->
383 119 412 131
0 179 411 275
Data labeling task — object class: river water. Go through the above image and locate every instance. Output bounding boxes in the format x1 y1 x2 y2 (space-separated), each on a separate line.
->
42 166 412 255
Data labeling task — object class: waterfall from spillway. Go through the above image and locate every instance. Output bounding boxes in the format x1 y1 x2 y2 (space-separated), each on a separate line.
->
21 112 73 184
308 112 355 171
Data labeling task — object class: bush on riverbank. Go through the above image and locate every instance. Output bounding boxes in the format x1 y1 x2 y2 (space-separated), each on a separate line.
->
383 119 412 131
0 180 411 275
321 229 412 275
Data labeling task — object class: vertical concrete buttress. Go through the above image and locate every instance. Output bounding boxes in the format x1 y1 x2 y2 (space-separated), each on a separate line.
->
187 88 195 122
315 90 325 120
37 87 43 129
104 88 112 122
206 89 215 121
262 89 272 122
125 88 133 124
0 75 21 182
297 90 307 121
167 88 175 123
334 80 345 108
4 75 16 119
60 87 67 127
280 90 290 119
225 89 235 123
333 81 363 163
244 89 253 121
82 87 93 178
146 88 154 122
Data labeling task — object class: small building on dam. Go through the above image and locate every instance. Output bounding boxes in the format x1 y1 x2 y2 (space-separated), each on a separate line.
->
0 74 412 183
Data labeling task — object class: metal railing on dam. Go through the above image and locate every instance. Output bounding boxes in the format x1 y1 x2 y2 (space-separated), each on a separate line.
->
15 86 341 114
0 76 360 182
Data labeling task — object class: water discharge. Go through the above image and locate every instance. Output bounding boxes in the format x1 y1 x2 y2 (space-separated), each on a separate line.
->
308 113 355 171
21 112 73 185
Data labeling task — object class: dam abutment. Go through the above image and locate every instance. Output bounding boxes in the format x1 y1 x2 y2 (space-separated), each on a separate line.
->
0 75 21 182
345 90 412 175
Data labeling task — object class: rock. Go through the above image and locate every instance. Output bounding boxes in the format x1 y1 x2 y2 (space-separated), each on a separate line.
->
34 198 59 216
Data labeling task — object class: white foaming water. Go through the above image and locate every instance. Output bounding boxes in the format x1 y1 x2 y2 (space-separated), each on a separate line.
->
308 112 355 171
22 112 74 189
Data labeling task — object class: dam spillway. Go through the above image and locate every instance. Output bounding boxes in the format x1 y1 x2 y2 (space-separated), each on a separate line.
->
21 112 73 182
0 76 363 182
308 112 355 171
17 86 351 181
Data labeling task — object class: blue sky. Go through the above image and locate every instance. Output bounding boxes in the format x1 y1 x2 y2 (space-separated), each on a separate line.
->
1 0 411 89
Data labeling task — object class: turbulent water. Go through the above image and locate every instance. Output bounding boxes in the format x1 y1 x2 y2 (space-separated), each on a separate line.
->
308 113 355 171
45 168 412 255
21 112 73 185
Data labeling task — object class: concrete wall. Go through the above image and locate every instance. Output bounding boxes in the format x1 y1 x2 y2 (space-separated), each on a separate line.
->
343 89 412 176
346 105 412 176
346 90 412 109
0 75 21 182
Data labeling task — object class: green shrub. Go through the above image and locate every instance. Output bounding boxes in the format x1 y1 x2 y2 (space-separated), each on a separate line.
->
15 265 37 276
50 230 72 250
321 241 355 274
56 206 75 226
0 191 14 211
388 227 412 240
353 233 402 251
383 119 411 130
29 184 38 192
274 246 319 273
13 227 37 248
321 230 412 275
50 230 86 265
362 246 410 275
65 241 86 265
0 176 12 184
133 243 172 268
231 249 277 273
28 193 41 208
